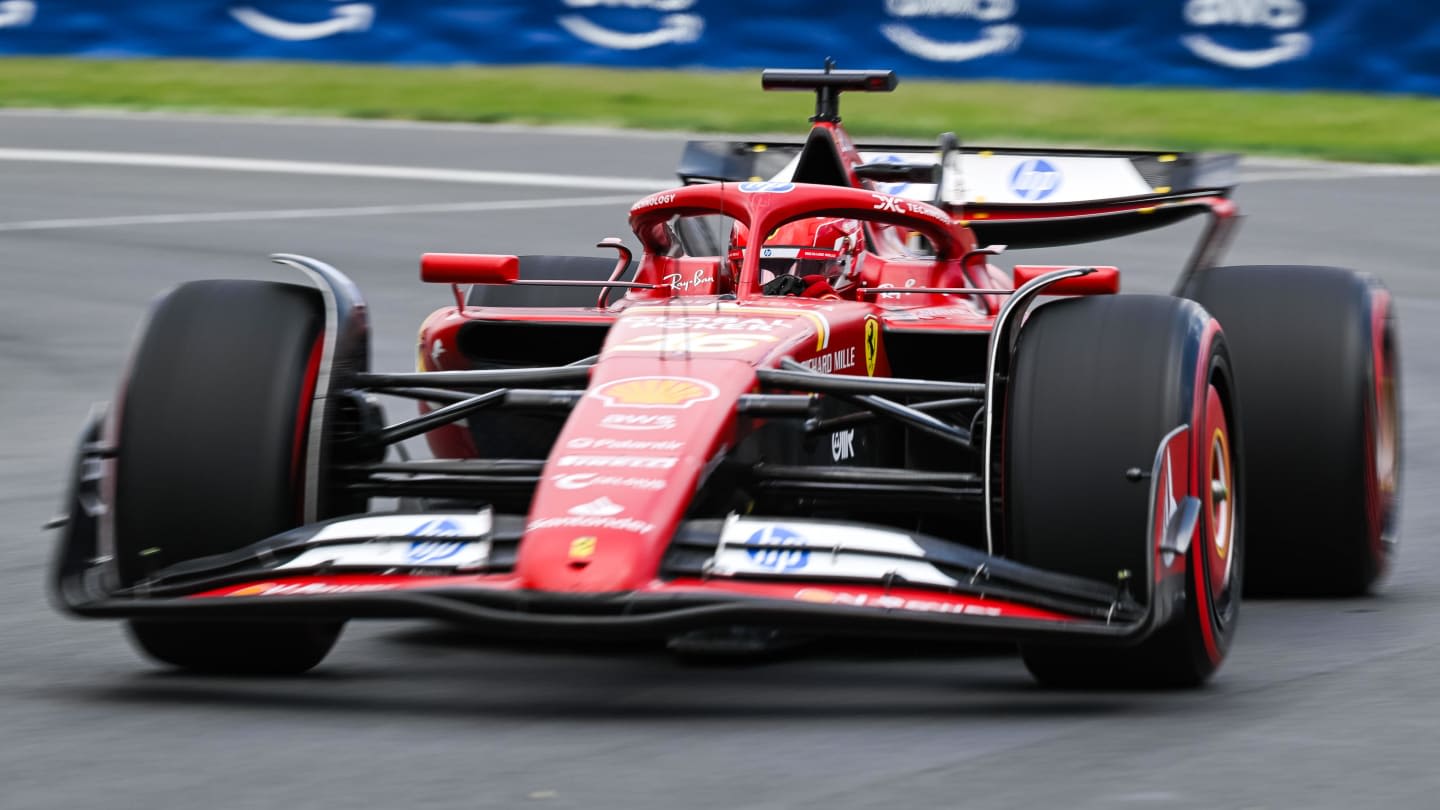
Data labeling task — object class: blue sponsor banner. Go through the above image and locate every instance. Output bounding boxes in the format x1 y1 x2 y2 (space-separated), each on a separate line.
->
0 1 1437 95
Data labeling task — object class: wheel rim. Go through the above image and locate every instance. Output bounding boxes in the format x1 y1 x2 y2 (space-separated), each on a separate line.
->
1373 318 1400 552
1203 384 1238 629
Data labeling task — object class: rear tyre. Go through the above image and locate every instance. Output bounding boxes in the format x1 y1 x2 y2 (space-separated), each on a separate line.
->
115 280 342 675
1005 295 1242 688
1181 265 1398 596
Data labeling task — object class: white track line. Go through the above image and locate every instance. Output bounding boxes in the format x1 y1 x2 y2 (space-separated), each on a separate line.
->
0 147 673 191
0 107 698 140
0 195 638 233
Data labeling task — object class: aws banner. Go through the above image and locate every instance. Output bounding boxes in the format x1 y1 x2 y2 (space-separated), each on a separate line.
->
1 1 1437 95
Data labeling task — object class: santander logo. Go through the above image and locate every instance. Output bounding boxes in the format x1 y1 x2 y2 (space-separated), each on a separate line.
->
568 496 626 517
1181 0 1311 70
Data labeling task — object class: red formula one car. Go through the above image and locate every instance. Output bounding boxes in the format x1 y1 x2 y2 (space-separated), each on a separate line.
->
52 67 1400 687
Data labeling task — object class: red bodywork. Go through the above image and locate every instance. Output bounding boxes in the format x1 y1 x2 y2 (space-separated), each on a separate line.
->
412 180 1003 598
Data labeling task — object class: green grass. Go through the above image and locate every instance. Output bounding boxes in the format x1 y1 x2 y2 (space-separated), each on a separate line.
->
3 58 1439 163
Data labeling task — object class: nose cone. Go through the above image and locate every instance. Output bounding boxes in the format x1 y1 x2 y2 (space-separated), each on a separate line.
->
514 358 752 593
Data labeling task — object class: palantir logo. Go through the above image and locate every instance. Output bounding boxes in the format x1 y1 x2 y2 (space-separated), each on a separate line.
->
1181 0 1311 69
1008 158 1060 201
880 0 1022 63
745 526 810 572
558 0 703 50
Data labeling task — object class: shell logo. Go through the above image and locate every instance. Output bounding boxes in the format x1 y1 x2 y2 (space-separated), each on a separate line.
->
590 376 719 409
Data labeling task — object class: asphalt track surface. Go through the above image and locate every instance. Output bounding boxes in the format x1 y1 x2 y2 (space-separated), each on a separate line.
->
2 111 1439 810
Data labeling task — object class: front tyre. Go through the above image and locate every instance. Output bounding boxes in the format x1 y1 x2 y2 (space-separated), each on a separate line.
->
115 280 343 675
1005 295 1242 688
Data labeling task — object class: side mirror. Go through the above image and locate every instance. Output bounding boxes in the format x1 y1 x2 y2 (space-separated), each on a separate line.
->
420 253 519 285
1012 265 1119 295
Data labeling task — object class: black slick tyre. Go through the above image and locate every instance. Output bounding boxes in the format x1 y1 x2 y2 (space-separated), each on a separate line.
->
115 280 342 675
1005 295 1242 688
1180 265 1399 596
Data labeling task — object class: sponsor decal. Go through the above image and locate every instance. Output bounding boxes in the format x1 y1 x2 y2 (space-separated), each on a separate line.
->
279 539 490 571
661 268 717 293
745 526 810 572
557 454 679 470
793 588 1002 616
864 318 880 376
608 332 780 354
872 193 905 214
871 193 952 225
557 0 702 50
880 0 1023 63
626 304 831 351
623 315 790 332
799 346 856 374
0 0 35 28
227 581 397 597
406 540 467 563
712 518 957 585
552 472 667 491
631 191 677 211
760 246 844 262
406 518 466 538
962 153 1153 205
599 412 678 431
528 515 656 534
311 513 492 543
229 2 374 41
830 429 856 462
1008 158 1062 201
591 376 718 409
569 536 598 562
876 278 919 301
568 496 626 517
737 181 795 193
721 517 928 556
1181 0 1310 70
566 437 682 451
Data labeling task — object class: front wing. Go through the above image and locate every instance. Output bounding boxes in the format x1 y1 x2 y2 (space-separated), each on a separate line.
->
56 506 1191 647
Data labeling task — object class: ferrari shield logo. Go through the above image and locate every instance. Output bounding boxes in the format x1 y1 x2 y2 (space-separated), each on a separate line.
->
569 536 598 562
864 318 880 376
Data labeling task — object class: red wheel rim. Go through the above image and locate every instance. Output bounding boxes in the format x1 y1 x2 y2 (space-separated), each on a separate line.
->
1202 383 1238 629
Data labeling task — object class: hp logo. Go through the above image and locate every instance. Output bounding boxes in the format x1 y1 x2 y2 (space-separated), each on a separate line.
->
1008 158 1061 201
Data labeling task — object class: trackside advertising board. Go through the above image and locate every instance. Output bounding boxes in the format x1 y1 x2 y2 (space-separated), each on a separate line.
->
1 1 1437 94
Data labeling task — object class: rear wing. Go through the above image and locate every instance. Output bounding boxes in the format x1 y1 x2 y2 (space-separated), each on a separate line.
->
676 140 1238 249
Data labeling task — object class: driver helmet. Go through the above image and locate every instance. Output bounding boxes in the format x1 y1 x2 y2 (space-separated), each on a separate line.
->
728 218 865 291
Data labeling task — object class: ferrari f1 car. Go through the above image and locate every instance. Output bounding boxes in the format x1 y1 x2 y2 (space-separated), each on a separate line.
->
52 66 1400 688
